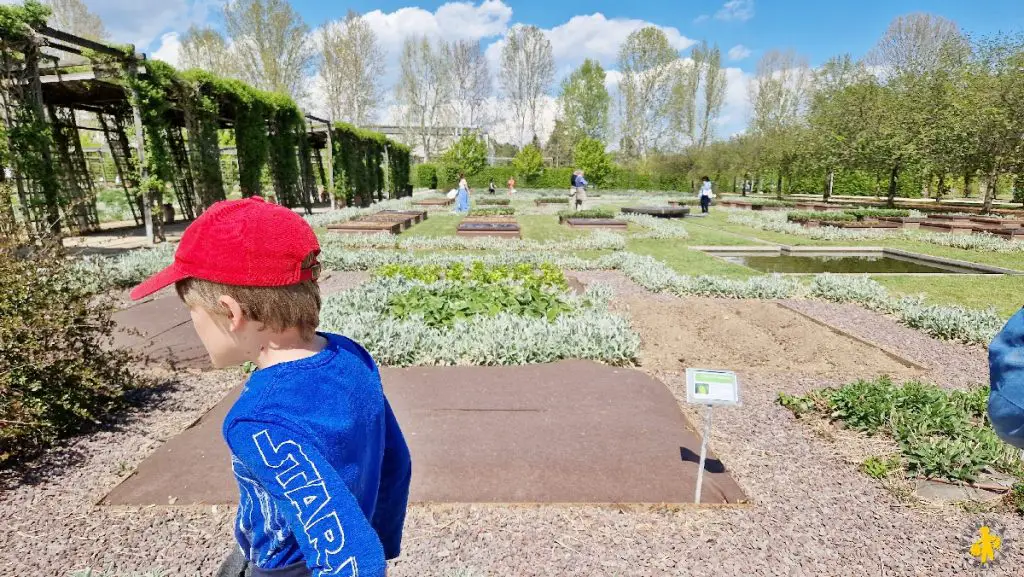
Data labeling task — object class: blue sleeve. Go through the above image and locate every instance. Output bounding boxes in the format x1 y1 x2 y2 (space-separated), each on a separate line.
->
371 398 412 559
989 307 1024 448
226 419 388 577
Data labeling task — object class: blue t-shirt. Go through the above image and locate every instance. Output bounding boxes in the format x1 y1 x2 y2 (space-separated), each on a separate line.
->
223 332 411 577
990 307 1024 448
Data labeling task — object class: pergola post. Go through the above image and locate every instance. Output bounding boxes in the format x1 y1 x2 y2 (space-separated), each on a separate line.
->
326 119 335 210
126 65 153 244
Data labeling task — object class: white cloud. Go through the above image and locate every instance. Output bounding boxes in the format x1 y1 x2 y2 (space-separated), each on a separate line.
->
87 0 219 52
360 0 512 54
715 67 754 137
693 15 710 24
727 44 752 61
483 14 695 88
151 32 182 66
715 0 755 22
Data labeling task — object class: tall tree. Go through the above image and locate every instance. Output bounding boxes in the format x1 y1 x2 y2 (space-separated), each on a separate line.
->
558 59 611 143
179 26 236 76
544 119 574 167
499 25 555 145
618 27 680 158
224 0 315 100
395 36 451 161
445 40 492 130
42 0 107 40
868 13 969 77
748 50 811 195
695 41 727 149
319 11 385 125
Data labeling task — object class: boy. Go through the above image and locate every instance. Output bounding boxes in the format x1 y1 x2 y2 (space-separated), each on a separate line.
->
129 197 412 577
990 307 1024 449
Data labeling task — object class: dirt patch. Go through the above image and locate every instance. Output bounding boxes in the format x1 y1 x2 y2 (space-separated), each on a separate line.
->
622 296 922 378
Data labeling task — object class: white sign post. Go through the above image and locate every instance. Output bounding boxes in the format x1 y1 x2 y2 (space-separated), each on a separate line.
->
685 368 740 504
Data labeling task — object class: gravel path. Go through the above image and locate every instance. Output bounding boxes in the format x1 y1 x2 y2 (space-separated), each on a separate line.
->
780 299 989 389
3 272 1019 576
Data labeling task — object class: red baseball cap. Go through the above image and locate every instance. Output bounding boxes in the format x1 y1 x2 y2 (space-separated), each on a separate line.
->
130 196 320 300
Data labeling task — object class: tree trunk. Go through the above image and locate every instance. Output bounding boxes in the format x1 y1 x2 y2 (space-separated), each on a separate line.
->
733 176 737 193
776 173 783 200
983 172 997 214
753 175 760 195
963 172 972 198
824 170 834 203
936 173 945 202
886 163 900 208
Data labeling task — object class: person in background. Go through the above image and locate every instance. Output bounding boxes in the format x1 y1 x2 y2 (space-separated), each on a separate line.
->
488 179 496 195
571 170 587 211
507 176 516 196
455 172 471 213
699 176 714 214
989 308 1024 451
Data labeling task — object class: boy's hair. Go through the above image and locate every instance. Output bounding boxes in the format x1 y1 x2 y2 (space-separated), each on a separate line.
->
175 252 321 340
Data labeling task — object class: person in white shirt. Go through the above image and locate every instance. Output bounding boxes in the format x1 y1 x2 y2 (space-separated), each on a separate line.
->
699 176 713 214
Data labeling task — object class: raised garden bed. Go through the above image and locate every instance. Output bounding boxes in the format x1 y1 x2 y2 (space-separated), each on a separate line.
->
564 218 628 230
413 197 454 207
363 214 418 230
879 217 930 229
476 198 511 206
327 221 403 235
919 222 976 234
535 196 572 205
378 209 428 224
990 229 1024 240
828 221 901 229
456 221 521 238
463 216 517 224
969 216 1024 228
621 206 690 218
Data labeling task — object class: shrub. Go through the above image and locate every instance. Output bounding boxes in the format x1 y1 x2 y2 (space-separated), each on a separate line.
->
413 163 438 189
536 196 571 203
846 208 911 220
786 211 856 224
476 198 511 206
0 245 137 466
623 213 690 239
467 207 515 217
513 144 545 181
557 207 616 220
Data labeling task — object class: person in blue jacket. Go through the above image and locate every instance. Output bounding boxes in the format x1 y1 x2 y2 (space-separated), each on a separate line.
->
990 307 1024 449
128 197 412 577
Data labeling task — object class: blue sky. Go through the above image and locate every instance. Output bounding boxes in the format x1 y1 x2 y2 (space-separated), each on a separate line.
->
72 0 1024 139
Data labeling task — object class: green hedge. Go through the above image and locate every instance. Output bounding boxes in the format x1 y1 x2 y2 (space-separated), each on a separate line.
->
787 211 856 223
846 208 911 220
477 198 510 206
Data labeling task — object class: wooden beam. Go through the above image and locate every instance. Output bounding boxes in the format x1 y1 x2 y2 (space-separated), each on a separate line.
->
37 25 141 60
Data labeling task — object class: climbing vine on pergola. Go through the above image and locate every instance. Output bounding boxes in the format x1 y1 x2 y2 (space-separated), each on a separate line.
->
0 0 411 242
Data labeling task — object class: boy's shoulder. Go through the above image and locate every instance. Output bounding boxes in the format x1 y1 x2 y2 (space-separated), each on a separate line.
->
224 333 382 430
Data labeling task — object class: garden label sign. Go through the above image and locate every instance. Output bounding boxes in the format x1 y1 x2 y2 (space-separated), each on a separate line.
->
685 368 739 504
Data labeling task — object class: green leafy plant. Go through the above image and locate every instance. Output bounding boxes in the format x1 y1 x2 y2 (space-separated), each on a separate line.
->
778 378 1019 484
557 207 616 221
387 283 573 328
467 207 515 217
861 456 901 479
536 196 572 203
476 198 511 206
1006 483 1024 515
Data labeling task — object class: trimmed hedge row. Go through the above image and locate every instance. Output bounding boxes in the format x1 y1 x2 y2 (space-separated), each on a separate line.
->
414 164 695 192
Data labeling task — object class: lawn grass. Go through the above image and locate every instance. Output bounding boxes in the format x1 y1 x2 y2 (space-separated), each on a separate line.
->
403 214 459 238
518 215 586 242
626 239 755 278
872 275 1024 320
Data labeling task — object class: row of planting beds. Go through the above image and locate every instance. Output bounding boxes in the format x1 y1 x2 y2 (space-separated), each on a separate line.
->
326 210 428 235
458 208 521 238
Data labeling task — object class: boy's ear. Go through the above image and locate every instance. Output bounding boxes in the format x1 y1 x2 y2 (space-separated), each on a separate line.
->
218 295 246 332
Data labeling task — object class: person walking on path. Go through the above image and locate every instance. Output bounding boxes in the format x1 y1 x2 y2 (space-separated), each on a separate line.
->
507 176 516 196
699 176 714 214
989 307 1024 451
488 179 496 194
455 172 471 213
128 197 412 577
570 170 588 211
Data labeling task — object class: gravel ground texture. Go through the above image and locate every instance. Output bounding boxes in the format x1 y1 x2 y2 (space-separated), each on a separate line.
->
3 271 1019 576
